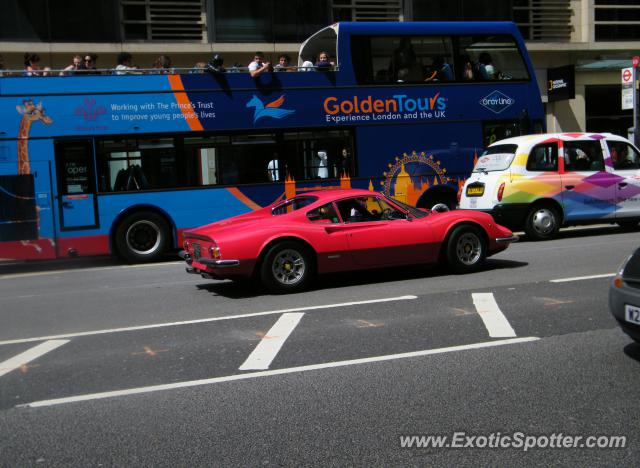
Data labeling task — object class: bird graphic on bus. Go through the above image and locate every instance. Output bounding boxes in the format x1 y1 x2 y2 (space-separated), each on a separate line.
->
246 95 295 123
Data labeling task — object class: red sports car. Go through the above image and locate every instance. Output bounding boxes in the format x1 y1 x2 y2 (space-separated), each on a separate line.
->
180 189 517 293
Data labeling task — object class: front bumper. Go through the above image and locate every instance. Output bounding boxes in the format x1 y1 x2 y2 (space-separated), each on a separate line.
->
609 282 640 342
496 235 519 244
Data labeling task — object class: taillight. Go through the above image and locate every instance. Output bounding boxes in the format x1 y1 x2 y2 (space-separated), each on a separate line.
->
497 182 505 202
209 246 221 259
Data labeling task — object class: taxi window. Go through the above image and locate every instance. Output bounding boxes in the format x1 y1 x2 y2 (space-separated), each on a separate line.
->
473 144 517 172
527 143 558 171
607 141 640 170
564 141 604 172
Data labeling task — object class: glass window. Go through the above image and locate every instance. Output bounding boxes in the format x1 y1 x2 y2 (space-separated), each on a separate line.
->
564 141 605 172
307 203 340 223
457 35 529 81
272 196 318 215
473 145 518 173
49 0 118 41
356 35 454 85
483 121 521 148
0 0 48 41
335 196 404 223
607 141 640 170
527 143 558 172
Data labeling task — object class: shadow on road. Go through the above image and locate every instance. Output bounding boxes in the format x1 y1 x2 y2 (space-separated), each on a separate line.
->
194 258 528 299
517 224 637 243
623 342 640 363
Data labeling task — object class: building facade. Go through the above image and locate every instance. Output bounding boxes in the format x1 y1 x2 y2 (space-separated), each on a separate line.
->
1 0 639 138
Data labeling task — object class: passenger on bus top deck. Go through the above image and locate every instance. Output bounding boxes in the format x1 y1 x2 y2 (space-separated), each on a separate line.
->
274 54 291 72
60 55 84 76
24 53 51 76
424 56 453 82
152 55 172 74
461 55 475 80
477 52 496 80
207 54 226 73
248 52 272 77
115 52 137 75
315 51 334 71
83 54 99 74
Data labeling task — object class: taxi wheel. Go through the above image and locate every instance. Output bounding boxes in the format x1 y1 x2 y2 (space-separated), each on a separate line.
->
525 205 560 240
260 241 315 293
115 211 170 263
617 219 639 231
445 225 486 273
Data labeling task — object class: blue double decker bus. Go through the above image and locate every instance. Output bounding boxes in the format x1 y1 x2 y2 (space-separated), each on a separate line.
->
0 21 544 262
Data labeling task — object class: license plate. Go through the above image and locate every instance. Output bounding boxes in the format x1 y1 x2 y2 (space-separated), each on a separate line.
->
466 185 484 197
625 304 640 325
193 243 201 260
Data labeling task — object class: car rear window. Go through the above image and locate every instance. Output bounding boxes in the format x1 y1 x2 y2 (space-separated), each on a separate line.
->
473 144 518 172
272 196 318 215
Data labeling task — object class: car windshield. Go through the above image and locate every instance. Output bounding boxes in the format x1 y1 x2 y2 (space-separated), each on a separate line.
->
384 196 428 218
271 196 318 215
473 144 518 172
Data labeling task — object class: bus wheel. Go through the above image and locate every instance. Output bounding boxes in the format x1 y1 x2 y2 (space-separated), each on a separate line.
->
260 241 315 293
445 225 486 273
524 205 559 240
115 211 170 263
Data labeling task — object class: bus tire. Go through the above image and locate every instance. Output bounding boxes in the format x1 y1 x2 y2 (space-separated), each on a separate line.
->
524 205 560 240
445 225 486 273
115 211 171 263
260 241 315 293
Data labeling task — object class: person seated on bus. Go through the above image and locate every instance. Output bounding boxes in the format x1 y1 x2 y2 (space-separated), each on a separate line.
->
389 37 417 81
396 67 410 83
248 52 272 77
424 56 453 82
115 52 137 75
60 55 84 76
299 60 315 71
461 55 475 80
274 54 292 72
206 54 226 73
476 52 496 80
24 53 51 77
152 55 172 74
314 51 334 71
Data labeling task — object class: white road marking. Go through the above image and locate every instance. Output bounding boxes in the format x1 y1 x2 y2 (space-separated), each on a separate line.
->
0 261 182 280
239 313 304 370
472 293 517 338
0 340 69 378
550 273 615 283
0 295 417 346
19 336 539 408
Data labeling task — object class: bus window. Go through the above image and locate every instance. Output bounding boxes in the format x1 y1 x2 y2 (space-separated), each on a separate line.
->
457 35 529 81
357 35 454 84
483 121 521 148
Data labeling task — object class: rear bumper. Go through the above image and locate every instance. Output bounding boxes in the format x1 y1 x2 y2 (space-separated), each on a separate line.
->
179 250 242 279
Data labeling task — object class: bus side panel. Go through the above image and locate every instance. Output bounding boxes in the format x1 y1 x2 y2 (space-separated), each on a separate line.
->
355 122 482 202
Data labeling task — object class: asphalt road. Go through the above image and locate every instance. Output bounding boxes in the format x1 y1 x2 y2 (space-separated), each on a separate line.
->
0 225 639 466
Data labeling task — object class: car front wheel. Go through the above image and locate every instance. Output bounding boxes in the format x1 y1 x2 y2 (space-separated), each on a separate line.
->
260 241 315 293
445 225 486 273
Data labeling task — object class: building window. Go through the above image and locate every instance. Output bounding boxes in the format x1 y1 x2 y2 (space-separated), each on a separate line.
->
595 0 640 41
0 0 118 42
121 0 206 41
213 0 330 43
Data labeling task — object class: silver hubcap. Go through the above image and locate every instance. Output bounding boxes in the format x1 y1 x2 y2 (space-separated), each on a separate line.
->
531 208 556 235
272 249 306 285
456 232 482 265
126 220 161 255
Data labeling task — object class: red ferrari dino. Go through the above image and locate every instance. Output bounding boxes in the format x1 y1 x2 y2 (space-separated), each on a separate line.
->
180 189 517 293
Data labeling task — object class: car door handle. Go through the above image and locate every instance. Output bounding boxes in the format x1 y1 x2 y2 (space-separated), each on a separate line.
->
565 185 574 190
618 182 628 188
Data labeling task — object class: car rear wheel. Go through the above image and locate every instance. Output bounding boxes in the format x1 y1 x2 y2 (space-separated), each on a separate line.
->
525 205 560 240
445 225 486 273
115 211 170 263
617 219 639 230
260 241 315 293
